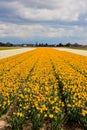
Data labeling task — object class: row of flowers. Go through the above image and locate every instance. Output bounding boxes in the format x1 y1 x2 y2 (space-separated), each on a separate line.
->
48 49 87 128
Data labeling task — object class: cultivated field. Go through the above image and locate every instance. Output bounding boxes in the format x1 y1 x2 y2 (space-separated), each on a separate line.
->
0 47 36 59
54 47 87 56
0 48 87 130
0 47 21 51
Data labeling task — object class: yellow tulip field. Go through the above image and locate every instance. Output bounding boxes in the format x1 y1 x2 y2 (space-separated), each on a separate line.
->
0 48 87 129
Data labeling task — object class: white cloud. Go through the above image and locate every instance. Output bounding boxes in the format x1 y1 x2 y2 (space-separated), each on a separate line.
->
0 22 87 39
15 0 87 21
0 23 44 38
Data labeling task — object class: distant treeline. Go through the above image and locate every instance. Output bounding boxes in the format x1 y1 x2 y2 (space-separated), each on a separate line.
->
0 41 86 47
0 42 13 47
18 42 87 47
33 42 83 47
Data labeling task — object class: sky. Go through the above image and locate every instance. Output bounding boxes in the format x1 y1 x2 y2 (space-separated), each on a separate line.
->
0 0 87 45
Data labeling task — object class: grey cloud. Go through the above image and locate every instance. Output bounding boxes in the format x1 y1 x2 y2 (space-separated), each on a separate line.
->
19 0 56 9
0 0 87 23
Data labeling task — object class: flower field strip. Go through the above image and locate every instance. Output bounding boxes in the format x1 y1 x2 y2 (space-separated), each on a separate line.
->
0 49 41 116
63 53 87 77
49 49 87 109
0 49 36 73
12 48 63 129
0 48 87 129
48 49 87 126
0 48 65 129
54 49 87 77
26 48 62 115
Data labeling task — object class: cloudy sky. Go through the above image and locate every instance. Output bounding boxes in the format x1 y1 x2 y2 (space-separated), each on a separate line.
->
0 0 87 45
